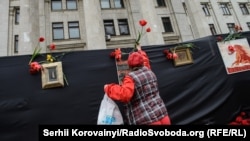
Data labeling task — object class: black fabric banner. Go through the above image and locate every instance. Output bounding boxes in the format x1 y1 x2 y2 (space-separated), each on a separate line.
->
0 32 250 141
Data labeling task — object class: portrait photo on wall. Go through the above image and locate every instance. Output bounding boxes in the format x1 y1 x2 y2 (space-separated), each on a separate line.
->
217 38 250 74
116 58 130 84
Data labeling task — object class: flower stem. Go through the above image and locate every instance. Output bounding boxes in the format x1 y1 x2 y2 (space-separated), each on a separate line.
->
63 73 69 86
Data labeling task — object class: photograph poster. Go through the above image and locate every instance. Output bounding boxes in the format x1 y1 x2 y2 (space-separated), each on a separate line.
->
115 56 130 84
217 38 250 74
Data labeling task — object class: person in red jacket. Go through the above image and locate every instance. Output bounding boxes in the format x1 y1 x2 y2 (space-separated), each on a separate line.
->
104 51 171 125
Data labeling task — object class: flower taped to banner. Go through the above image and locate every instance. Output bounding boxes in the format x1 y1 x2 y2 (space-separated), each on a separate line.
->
28 37 69 89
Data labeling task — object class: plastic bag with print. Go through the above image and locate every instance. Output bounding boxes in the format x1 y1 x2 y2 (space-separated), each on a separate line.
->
97 94 124 125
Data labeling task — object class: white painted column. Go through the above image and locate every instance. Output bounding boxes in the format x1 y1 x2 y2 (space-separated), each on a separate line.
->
82 0 106 50
19 0 41 55
129 0 165 46
0 1 10 56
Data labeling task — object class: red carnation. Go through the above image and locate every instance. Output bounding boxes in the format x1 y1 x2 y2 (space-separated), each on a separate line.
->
139 19 147 26
39 37 45 42
146 27 151 32
49 43 56 50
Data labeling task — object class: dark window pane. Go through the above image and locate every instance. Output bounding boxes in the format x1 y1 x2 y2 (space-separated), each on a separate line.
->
118 19 129 35
68 22 80 38
114 0 124 8
67 0 77 10
104 20 115 35
52 0 62 10
162 17 173 32
15 8 20 24
101 0 111 8
14 35 18 53
53 23 64 39
157 0 166 7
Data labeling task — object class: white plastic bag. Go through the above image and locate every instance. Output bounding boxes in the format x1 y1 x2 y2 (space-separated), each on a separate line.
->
97 94 124 125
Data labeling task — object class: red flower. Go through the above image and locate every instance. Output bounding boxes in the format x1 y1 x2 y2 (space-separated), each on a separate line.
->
236 116 243 123
110 48 122 61
114 48 122 61
228 45 235 53
241 119 250 125
29 61 42 74
167 53 173 59
135 19 151 47
49 43 56 50
139 19 147 26
146 27 151 32
163 49 178 60
39 37 45 42
234 25 242 32
229 111 250 125
172 53 178 59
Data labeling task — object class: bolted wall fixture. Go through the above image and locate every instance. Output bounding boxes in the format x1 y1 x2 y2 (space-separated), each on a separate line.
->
105 35 111 41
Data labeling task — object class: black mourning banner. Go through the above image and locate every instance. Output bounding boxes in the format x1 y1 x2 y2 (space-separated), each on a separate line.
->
0 32 250 141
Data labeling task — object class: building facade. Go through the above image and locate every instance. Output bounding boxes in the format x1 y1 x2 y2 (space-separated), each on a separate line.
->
0 0 249 56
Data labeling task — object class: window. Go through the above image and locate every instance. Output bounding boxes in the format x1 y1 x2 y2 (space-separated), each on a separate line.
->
114 0 124 8
247 22 250 30
104 20 115 36
220 3 231 15
201 3 210 16
15 8 20 24
156 0 166 7
101 0 124 9
101 0 111 8
118 19 129 35
68 22 80 39
51 0 62 10
209 24 217 35
162 17 173 33
14 35 18 53
227 23 235 33
66 0 77 10
239 3 249 15
52 22 64 40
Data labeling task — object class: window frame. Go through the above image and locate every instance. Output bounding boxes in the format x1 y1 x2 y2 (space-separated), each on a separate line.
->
104 20 116 36
209 24 217 35
201 3 211 16
118 19 130 35
162 17 174 33
14 35 19 53
66 0 77 10
52 22 64 40
68 21 80 39
220 3 231 15
239 3 249 15
114 0 124 8
247 22 250 30
51 0 62 11
156 0 166 7
15 8 20 24
100 0 111 9
227 23 235 33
